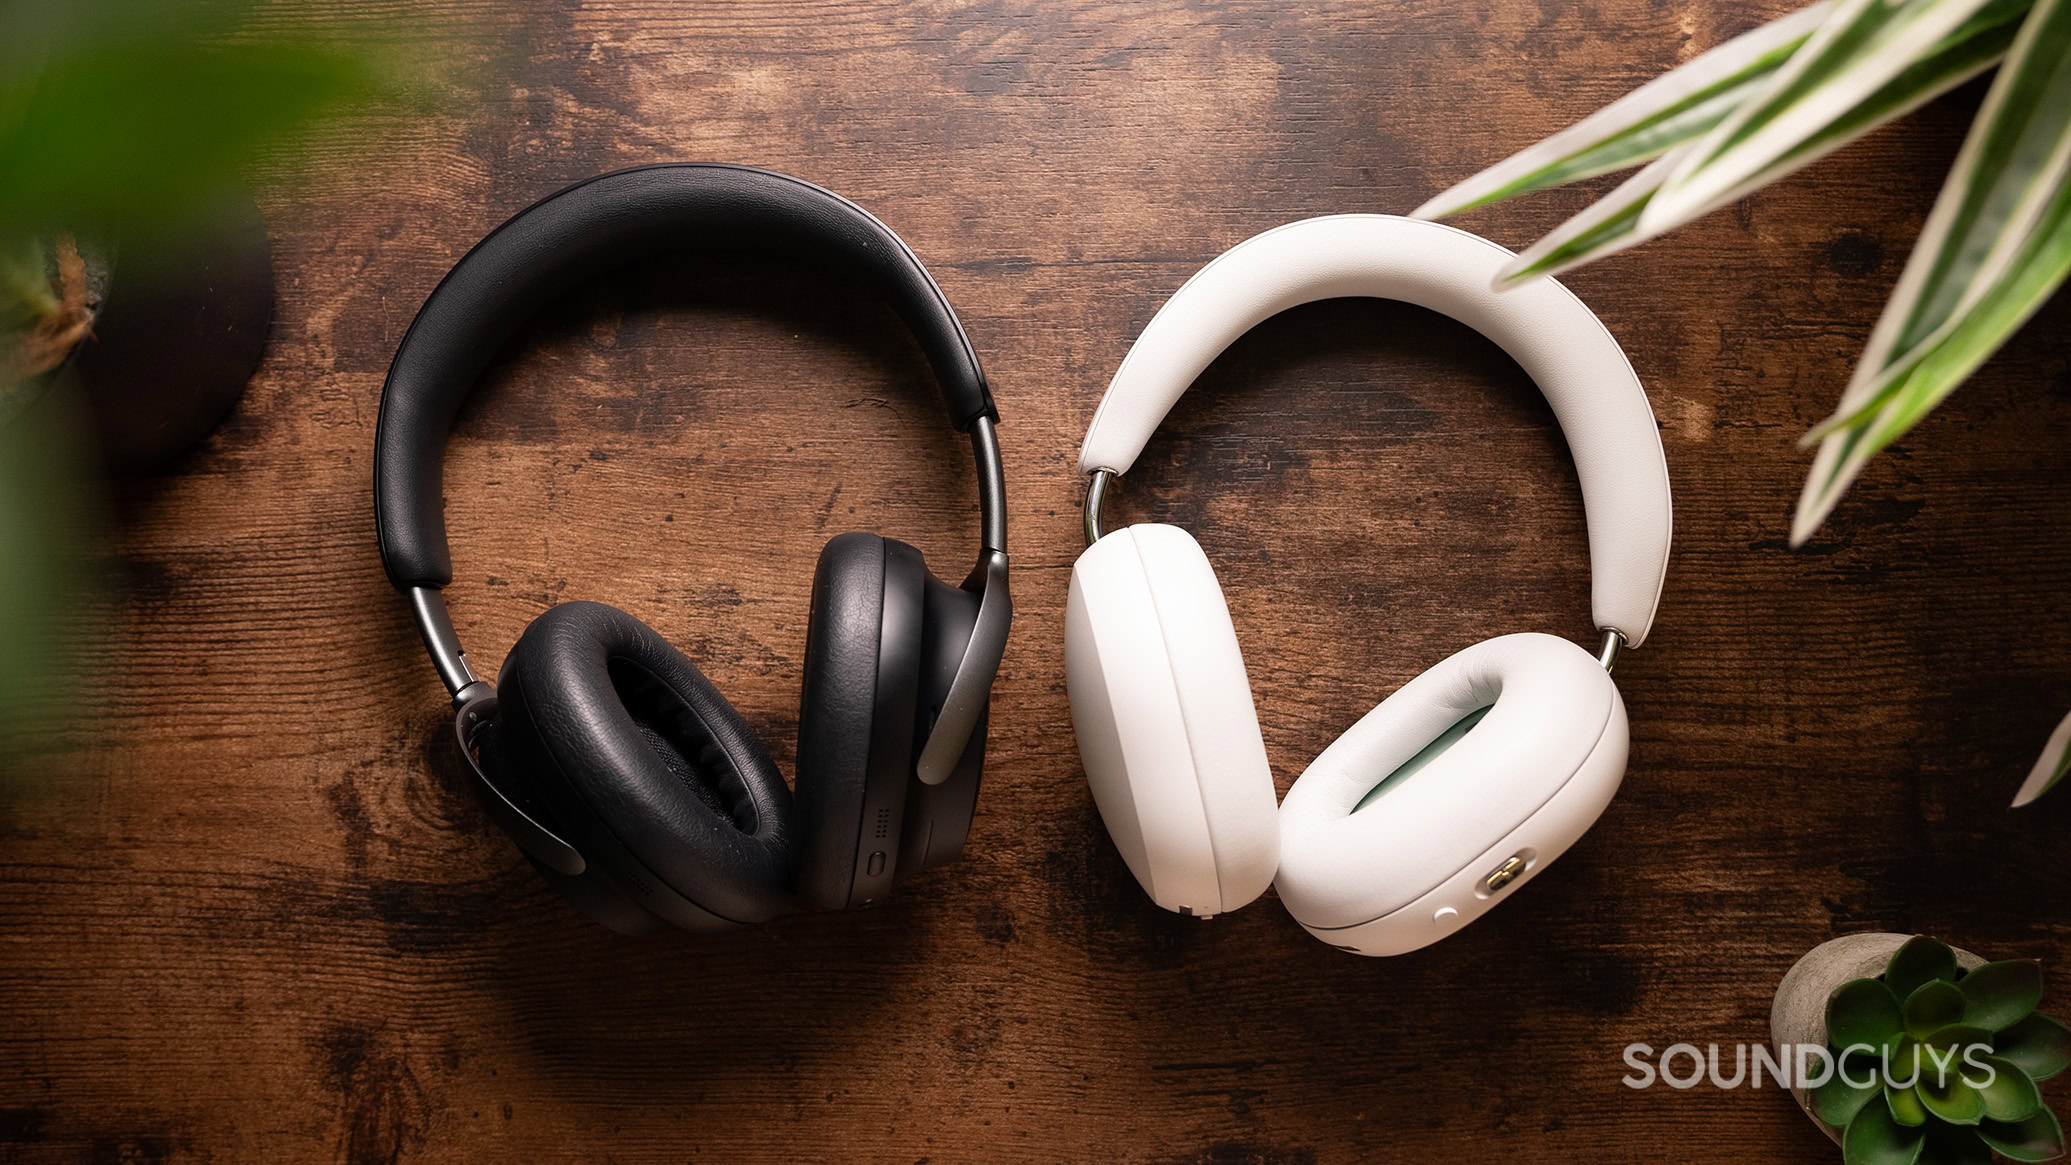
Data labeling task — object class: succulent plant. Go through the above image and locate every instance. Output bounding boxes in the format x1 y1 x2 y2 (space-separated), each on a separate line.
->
1812 936 2070 1164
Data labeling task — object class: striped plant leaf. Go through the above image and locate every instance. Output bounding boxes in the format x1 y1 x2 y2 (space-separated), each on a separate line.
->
1794 0 2071 540
2014 709 2071 807
1411 3 1833 220
1490 4 2022 284
1644 0 2008 233
1423 0 2071 804
1797 161 2071 534
1495 151 1686 284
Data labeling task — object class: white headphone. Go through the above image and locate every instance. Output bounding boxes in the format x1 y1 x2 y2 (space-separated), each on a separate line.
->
1065 214 1673 956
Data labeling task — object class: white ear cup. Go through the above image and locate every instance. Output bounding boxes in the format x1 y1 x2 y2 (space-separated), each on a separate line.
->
1065 524 1279 917
1275 632 1627 956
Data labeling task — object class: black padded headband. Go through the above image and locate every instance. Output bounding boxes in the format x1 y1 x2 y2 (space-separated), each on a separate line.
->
374 163 999 591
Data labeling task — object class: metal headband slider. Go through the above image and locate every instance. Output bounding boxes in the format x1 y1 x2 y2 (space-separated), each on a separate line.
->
1083 469 1115 548
1597 630 1626 673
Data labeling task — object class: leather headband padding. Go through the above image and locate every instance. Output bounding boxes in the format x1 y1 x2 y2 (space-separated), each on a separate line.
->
1077 215 1671 646
375 163 993 589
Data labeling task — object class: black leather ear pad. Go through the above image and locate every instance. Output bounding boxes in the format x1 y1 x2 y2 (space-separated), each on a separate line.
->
491 601 798 927
793 532 925 910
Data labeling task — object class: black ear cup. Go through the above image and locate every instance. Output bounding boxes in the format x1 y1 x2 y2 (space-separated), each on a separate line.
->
794 532 926 910
490 601 798 930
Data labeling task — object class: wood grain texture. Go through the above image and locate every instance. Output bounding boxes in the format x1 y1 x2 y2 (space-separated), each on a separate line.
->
5 1 2071 1161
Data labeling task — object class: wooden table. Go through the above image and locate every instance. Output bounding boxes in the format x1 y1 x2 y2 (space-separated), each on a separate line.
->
5 2 2069 1160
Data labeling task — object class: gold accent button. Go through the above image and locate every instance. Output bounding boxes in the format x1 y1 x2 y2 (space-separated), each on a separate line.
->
1484 855 1527 894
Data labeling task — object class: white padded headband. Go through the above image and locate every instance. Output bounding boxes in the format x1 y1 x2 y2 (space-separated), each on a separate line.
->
1078 214 1672 647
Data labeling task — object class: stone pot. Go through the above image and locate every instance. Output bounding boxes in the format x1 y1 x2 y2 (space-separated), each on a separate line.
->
1770 932 1988 1145
4 185 274 475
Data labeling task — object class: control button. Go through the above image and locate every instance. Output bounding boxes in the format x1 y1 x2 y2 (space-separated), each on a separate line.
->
866 850 886 876
1484 854 1527 894
1434 906 1460 924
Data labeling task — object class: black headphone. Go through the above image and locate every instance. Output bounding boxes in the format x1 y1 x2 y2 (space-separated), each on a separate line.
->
372 164 1011 934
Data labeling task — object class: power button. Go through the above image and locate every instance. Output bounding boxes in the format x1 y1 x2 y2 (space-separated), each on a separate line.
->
866 850 886 876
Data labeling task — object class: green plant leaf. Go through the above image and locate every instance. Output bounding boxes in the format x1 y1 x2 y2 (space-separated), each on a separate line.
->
1490 2 2022 284
1908 980 1971 1039
1800 170 2071 537
1412 3 1833 219
1793 0 2071 542
2014 708 2071 806
1920 1071 1989 1126
0 234 56 330
1892 1034 1928 1088
1973 1055 2044 1122
1889 1082 1933 1127
1979 1107 2067 1162
1891 937 1964 999
1833 978 1910 1055
1827 0 2071 404
1926 1024 1999 1053
1848 1094 1930 1165
1911 1025 1998 1126
1494 151 1683 284
1645 0 2008 232
1961 961 2045 1030
1996 1014 2071 1081
1822 1050 1892 1127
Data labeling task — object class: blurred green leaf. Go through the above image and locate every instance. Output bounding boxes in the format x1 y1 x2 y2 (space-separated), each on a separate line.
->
0 0 443 328
0 235 54 330
0 0 452 758
0 4 384 238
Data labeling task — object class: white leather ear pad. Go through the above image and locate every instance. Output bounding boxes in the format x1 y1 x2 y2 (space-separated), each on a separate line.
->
1275 632 1628 956
1065 524 1279 917
1077 215 1672 646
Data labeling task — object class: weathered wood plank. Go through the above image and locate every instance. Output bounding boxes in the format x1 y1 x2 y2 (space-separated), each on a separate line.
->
3 1 2068 1161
